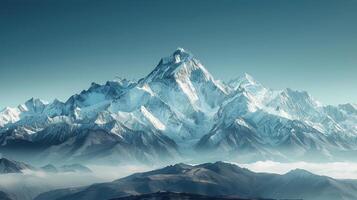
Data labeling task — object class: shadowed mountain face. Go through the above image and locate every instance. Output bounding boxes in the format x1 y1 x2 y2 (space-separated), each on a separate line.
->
0 48 357 165
34 162 357 200
0 158 34 174
0 157 91 174
109 191 278 200
0 158 95 200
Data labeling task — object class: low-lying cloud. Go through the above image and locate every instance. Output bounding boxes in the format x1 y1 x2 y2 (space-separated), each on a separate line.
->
238 161 357 179
0 164 152 200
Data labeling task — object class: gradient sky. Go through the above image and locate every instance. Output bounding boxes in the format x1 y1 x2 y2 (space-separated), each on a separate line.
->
0 0 356 109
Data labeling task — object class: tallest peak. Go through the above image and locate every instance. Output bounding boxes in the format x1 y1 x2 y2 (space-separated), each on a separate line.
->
174 47 187 54
155 48 193 66
141 48 215 84
171 47 192 64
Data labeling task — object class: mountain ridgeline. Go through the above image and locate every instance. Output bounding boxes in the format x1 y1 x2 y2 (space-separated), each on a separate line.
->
34 161 357 200
0 48 356 165
0 157 34 174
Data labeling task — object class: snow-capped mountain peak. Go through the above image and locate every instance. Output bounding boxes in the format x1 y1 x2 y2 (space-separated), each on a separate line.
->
21 98 48 113
161 47 192 64
229 73 257 88
240 73 259 86
227 73 273 109
138 48 228 114
172 47 192 63
338 103 357 114
0 107 21 127
111 77 136 88
142 48 213 83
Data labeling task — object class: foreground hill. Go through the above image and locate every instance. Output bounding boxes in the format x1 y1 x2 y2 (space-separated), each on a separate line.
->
34 162 357 200
109 191 278 200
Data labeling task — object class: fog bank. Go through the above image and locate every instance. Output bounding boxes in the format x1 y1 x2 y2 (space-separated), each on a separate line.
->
238 161 357 179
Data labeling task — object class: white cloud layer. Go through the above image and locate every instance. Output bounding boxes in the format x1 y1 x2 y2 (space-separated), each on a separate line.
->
0 164 152 200
237 161 357 179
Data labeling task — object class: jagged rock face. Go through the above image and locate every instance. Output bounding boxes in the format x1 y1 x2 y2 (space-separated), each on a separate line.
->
0 48 356 164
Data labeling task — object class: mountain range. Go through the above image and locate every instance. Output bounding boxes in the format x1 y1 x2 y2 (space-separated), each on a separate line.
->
0 157 91 174
0 48 356 165
34 161 357 200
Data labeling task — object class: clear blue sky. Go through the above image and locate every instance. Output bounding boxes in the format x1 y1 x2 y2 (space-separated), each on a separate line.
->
0 0 356 108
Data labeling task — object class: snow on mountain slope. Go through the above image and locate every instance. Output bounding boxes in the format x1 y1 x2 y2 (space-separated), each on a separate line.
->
0 48 356 164
323 103 357 136
228 73 270 102
0 107 21 127
140 106 166 131
140 48 228 115
0 98 48 128
196 71 356 161
266 88 322 119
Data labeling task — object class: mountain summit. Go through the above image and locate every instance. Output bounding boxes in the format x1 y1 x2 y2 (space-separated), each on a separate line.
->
142 48 199 81
141 48 227 110
0 48 356 165
142 48 215 81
